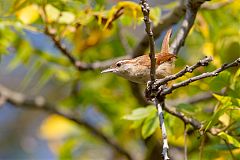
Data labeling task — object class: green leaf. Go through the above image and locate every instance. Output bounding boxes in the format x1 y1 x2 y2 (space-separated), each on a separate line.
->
59 138 78 160
123 106 155 120
218 132 240 148
130 119 144 129
204 106 229 131
141 112 158 139
210 71 231 92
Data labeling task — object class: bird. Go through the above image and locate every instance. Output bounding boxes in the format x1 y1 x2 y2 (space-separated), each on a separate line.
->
101 28 176 84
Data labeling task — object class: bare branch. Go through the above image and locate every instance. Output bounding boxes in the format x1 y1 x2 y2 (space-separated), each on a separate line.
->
164 104 202 129
170 0 206 55
160 58 240 96
45 28 130 71
154 98 170 160
0 84 133 160
184 124 188 160
201 0 234 10
132 0 186 57
155 56 213 87
140 0 156 82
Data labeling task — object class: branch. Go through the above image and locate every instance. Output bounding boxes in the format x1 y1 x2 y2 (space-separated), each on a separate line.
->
201 0 234 10
45 28 130 71
133 0 208 58
170 0 206 55
140 0 156 82
154 98 170 160
132 0 186 57
155 56 213 87
0 84 133 160
140 1 170 159
164 104 202 129
160 58 240 96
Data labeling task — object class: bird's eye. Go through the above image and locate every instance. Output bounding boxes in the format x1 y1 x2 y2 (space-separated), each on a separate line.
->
116 62 121 67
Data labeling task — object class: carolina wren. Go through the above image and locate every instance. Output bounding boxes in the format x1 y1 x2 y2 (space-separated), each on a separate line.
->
101 28 176 84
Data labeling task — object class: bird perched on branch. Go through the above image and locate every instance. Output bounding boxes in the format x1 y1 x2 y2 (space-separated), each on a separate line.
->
101 28 176 84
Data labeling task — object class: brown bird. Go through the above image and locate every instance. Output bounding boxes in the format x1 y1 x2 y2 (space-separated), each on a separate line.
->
101 28 176 84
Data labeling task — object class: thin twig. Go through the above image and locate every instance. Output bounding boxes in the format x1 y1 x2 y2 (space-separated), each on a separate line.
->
155 98 170 160
184 123 188 160
224 139 236 160
140 0 156 82
132 0 188 57
160 58 240 96
0 84 133 160
199 134 206 160
155 56 213 87
201 0 234 10
164 104 202 129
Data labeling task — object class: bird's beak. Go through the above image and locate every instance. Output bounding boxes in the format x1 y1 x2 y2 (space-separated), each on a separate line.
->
101 68 116 73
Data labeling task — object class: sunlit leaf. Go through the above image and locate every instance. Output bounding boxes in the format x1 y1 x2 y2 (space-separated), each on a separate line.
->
45 4 60 22
218 132 240 148
141 112 158 139
204 106 228 131
59 12 75 24
218 113 230 127
123 106 155 120
59 138 78 160
16 4 39 24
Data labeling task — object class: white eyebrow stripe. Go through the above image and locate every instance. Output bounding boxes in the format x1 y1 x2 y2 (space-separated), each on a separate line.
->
117 60 131 64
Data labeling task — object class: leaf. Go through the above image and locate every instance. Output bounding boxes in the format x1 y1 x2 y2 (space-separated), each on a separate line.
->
16 4 39 24
213 94 232 106
204 106 228 131
59 12 75 24
213 94 240 107
45 4 60 22
59 138 77 160
123 106 155 120
150 7 161 25
130 119 144 129
218 113 230 126
141 112 158 139
218 132 240 148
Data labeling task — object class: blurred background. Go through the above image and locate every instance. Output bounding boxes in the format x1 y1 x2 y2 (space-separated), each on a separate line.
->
0 0 239 159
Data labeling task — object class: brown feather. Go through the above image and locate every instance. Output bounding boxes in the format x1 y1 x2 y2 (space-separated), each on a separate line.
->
160 28 172 54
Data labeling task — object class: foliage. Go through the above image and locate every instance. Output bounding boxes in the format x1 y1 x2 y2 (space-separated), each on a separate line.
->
0 0 240 159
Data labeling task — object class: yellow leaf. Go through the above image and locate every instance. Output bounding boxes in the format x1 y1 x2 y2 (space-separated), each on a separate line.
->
40 115 78 140
16 4 39 24
218 113 230 126
45 4 60 22
59 12 75 24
